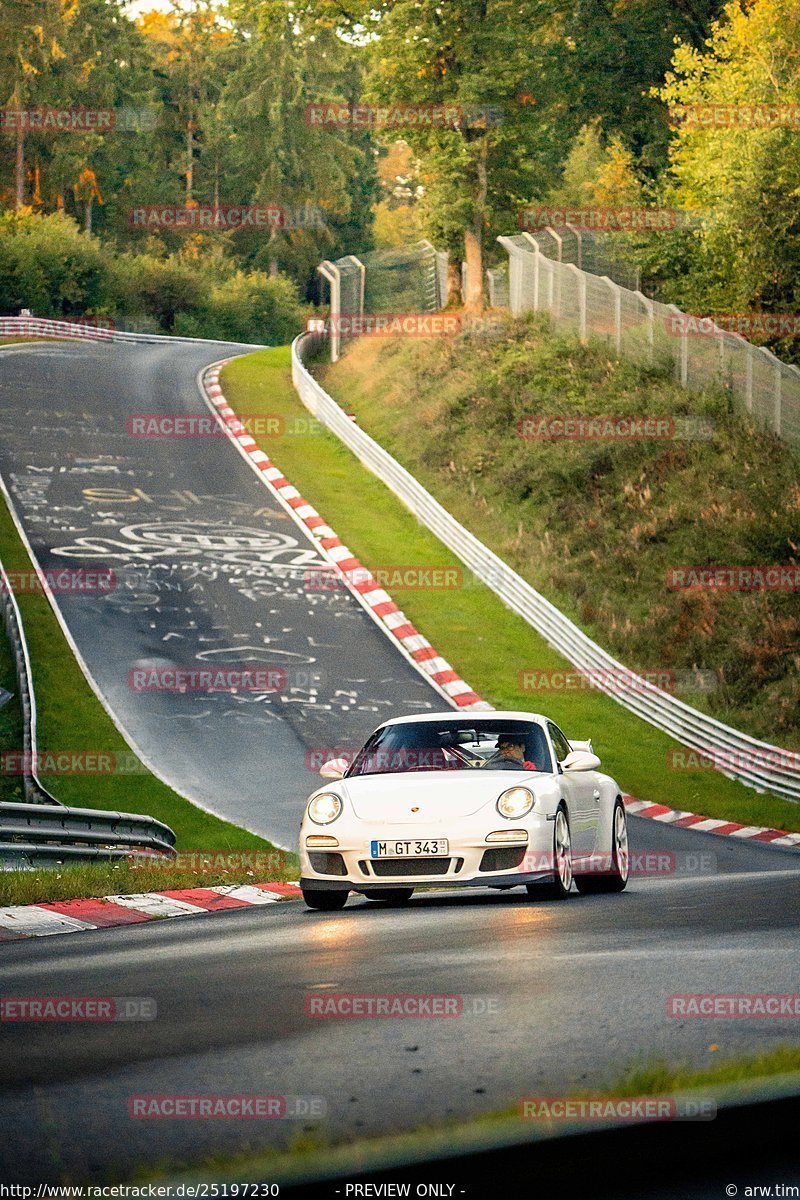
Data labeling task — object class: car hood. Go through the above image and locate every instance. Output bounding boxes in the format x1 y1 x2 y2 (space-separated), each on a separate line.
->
341 769 544 824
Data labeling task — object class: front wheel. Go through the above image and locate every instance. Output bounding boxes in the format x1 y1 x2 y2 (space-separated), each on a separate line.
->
302 888 349 911
575 799 629 894
361 888 414 905
527 805 572 900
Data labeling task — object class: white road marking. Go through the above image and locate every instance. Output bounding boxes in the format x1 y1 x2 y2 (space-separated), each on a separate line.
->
103 894 208 917
0 907 96 935
211 885 285 904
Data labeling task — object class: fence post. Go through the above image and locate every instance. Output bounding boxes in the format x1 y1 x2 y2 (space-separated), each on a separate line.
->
665 305 686 385
497 236 523 316
545 225 563 262
565 222 582 269
774 360 783 435
635 291 654 364
415 238 447 310
566 264 587 343
521 233 541 310
317 260 341 363
436 251 449 307
745 344 754 412
345 255 366 320
603 278 622 354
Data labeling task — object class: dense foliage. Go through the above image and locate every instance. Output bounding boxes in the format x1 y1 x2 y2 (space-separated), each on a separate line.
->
0 210 305 341
1 0 797 345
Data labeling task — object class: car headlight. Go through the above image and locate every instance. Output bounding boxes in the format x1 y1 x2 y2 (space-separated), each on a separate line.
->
307 792 343 825
496 786 534 819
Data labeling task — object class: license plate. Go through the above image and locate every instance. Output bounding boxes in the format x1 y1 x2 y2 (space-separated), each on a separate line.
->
370 839 449 858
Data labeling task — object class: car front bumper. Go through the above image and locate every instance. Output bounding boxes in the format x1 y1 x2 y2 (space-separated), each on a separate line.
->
299 815 555 892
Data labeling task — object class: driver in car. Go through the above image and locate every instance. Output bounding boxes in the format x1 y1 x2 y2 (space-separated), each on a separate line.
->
486 733 538 771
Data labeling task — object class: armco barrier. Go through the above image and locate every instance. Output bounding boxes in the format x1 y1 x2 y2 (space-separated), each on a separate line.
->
291 331 800 803
0 558 58 806
0 314 267 349
0 801 176 867
0 554 177 863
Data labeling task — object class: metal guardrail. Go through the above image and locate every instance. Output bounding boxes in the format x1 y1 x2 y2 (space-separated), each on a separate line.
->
0 559 57 806
0 801 176 867
0 556 178 862
0 315 267 349
292 330 800 803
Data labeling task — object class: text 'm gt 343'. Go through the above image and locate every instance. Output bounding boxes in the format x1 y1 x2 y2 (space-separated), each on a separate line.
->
299 712 629 910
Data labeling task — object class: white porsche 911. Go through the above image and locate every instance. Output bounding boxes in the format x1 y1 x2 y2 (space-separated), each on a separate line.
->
299 711 629 910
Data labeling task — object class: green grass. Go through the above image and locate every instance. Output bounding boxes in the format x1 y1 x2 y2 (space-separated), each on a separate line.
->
0 856 297 908
0 337 67 345
150 1046 800 1184
220 346 800 833
0 493 285 856
598 1045 800 1096
0 604 26 804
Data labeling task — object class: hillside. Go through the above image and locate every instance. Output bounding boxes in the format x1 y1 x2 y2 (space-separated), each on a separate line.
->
318 314 800 746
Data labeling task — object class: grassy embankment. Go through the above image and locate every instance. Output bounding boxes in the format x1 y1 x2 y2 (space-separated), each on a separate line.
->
320 317 799 747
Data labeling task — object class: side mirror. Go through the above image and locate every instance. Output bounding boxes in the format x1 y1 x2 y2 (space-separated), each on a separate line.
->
562 750 601 772
320 757 348 780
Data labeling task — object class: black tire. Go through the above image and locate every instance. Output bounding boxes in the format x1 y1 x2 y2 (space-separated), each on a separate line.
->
361 888 414 905
575 799 629 895
526 804 572 901
302 888 349 911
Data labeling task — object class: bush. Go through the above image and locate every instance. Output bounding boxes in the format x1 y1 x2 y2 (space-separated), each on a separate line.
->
0 210 110 316
178 270 304 345
109 253 206 330
0 212 306 343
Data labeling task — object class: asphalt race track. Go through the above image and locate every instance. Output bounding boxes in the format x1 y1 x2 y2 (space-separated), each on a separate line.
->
0 339 440 845
0 339 798 1189
0 828 798 1183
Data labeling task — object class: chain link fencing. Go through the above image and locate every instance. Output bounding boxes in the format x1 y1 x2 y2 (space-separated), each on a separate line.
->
317 240 448 362
497 233 800 450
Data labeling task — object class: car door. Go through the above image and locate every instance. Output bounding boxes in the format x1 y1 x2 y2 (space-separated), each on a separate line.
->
547 722 599 856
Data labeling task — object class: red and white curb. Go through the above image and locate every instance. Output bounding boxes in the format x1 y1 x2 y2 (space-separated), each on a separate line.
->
623 796 800 849
201 362 487 711
0 882 302 941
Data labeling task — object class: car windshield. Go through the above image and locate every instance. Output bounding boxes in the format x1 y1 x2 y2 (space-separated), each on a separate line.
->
346 718 552 778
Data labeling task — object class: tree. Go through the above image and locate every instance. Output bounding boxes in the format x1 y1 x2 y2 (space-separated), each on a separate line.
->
281 0 568 311
362 0 564 312
655 0 800 357
0 0 71 208
554 0 725 171
217 0 379 284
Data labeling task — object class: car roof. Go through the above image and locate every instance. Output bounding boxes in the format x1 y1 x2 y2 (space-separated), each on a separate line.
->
374 710 552 731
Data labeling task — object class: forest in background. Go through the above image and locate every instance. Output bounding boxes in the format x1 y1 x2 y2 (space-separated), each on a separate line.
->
1 0 799 352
